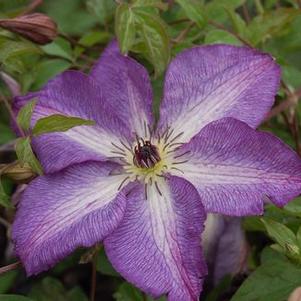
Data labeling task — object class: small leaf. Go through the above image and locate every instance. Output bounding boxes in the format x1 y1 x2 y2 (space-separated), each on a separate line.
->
0 123 15 145
284 197 301 216
132 0 168 10
0 270 18 294
135 9 170 76
225 8 248 37
205 29 241 45
115 3 136 53
0 179 12 208
15 137 43 175
175 0 206 27
32 114 95 136
66 287 88 301
28 277 88 301
261 218 299 255
41 37 73 62
246 8 301 45
31 59 71 90
29 277 68 301
296 226 301 249
113 282 166 301
96 248 119 277
231 248 301 301
16 99 36 131
86 0 116 25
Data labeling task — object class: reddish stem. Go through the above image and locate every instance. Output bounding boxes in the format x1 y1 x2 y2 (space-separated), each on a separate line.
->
0 261 22 275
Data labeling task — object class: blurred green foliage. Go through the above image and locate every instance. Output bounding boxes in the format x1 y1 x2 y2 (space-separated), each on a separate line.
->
1 0 301 300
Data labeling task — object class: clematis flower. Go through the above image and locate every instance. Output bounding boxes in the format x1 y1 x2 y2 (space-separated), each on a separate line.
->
12 41 301 300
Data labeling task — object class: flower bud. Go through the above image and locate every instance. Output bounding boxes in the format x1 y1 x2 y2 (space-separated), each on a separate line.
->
0 13 57 45
1 162 36 183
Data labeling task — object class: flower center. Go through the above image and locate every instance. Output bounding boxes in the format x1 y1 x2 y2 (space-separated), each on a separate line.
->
133 138 161 169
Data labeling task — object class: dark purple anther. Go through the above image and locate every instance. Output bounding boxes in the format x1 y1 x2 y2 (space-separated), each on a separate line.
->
133 139 161 168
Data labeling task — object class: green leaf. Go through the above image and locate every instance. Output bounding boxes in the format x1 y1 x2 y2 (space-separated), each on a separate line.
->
29 277 69 301
115 3 136 53
16 99 36 132
205 0 246 23
0 123 15 145
132 0 168 10
113 282 166 301
41 37 74 62
0 36 41 74
284 197 301 216
15 137 43 175
96 248 119 277
135 9 170 76
175 0 206 27
74 31 111 58
66 287 88 301
113 283 143 301
86 0 116 25
281 65 301 89
261 218 299 256
78 31 110 47
0 179 11 208
225 8 248 37
205 29 241 45
247 8 301 45
31 59 71 90
0 270 18 294
0 296 33 301
231 248 301 301
32 114 95 136
0 37 41 65
29 277 88 301
41 0 98 35
296 226 301 249
243 216 265 232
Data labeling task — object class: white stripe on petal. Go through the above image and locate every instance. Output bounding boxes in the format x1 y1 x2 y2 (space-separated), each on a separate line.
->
170 59 272 143
13 162 128 275
147 180 196 296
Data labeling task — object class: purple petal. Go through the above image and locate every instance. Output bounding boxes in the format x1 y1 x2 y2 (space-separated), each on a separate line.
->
90 40 154 138
12 161 127 275
203 214 247 285
175 118 301 215
14 71 132 173
104 177 207 300
158 45 280 143
213 217 247 284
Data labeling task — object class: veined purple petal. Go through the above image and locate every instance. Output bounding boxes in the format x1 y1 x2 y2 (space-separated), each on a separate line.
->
158 45 280 143
175 118 301 215
90 40 154 138
14 71 132 173
104 177 207 301
12 161 127 275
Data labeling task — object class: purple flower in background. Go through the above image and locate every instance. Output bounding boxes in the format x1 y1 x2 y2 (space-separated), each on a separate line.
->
12 41 301 300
